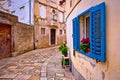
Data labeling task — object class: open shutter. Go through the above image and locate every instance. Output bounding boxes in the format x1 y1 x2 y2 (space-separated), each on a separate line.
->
72 17 79 50
90 2 106 62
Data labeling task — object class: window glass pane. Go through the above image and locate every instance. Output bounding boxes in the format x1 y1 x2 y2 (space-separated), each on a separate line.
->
64 29 66 34
86 17 90 38
51 9 57 20
70 0 72 7
41 28 45 35
59 12 63 22
39 5 46 18
80 13 90 53
8 0 11 6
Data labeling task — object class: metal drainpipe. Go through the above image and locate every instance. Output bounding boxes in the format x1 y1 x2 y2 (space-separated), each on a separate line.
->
29 0 35 49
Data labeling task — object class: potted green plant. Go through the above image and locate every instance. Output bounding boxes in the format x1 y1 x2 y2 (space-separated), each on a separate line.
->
61 57 69 68
61 46 68 57
80 38 90 52
59 44 68 57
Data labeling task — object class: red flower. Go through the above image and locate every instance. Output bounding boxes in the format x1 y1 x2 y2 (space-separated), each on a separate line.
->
86 48 90 52
81 38 90 44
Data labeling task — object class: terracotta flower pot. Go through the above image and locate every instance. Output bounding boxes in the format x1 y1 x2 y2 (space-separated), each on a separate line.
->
63 53 68 57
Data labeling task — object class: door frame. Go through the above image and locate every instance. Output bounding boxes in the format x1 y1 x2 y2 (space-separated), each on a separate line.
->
0 23 12 58
50 28 57 45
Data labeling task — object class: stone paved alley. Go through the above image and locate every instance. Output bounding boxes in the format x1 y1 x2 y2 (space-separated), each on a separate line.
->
0 46 75 80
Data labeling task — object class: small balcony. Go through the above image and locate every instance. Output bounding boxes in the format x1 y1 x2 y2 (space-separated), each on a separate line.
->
50 19 57 26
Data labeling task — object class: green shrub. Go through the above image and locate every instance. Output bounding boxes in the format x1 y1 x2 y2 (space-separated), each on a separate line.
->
59 45 64 51
59 44 68 55
61 58 69 66
61 46 68 55
80 43 90 52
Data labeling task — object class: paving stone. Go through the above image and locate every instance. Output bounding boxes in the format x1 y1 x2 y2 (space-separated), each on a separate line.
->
55 73 65 77
48 78 55 80
41 72 47 77
40 77 47 80
29 75 39 80
23 66 34 71
0 47 75 80
0 78 12 80
0 74 17 78
14 74 31 80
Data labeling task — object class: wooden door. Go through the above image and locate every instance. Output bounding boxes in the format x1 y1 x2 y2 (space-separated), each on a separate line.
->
0 24 11 59
51 29 56 45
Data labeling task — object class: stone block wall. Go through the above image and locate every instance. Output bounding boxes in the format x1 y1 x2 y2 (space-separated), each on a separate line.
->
13 22 34 56
38 34 49 48
0 11 35 57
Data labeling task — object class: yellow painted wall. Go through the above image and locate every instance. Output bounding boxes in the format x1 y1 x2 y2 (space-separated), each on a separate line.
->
66 0 120 80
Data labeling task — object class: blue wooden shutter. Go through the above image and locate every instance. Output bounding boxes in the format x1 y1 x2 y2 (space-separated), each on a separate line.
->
72 17 79 50
90 2 106 62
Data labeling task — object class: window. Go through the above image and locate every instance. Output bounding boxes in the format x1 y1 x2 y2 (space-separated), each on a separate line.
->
72 2 106 62
41 28 45 35
64 29 66 34
20 6 25 10
8 0 11 6
80 13 90 40
60 30 62 35
59 12 63 23
11 10 15 14
70 0 72 7
51 9 57 20
39 5 46 18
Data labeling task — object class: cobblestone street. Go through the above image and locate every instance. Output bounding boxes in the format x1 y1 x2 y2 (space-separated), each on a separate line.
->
0 46 75 80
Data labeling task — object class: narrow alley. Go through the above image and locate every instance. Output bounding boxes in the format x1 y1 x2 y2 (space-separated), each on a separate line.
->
0 47 75 80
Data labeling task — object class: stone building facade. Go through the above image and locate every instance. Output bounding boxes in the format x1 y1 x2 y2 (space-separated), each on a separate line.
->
34 0 66 48
0 11 34 59
0 0 10 13
65 0 120 80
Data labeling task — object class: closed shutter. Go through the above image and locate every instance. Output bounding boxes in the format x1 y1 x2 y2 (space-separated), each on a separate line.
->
72 17 80 50
40 5 46 18
90 2 106 62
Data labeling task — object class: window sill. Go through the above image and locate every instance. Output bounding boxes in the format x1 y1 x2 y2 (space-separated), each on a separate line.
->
59 22 65 24
78 49 91 58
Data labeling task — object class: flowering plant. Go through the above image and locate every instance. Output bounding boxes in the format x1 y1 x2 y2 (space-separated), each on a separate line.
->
80 38 90 52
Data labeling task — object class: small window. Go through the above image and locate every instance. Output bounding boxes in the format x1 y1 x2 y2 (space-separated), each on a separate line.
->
11 10 15 14
70 0 72 7
39 5 46 18
8 0 11 6
20 6 25 10
41 28 45 35
59 12 64 23
64 29 66 34
60 30 62 35
20 17 25 20
51 9 57 20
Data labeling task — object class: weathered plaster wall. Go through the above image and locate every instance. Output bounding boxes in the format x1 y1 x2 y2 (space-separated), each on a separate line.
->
14 22 34 55
0 11 34 57
66 0 120 80
13 22 34 56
